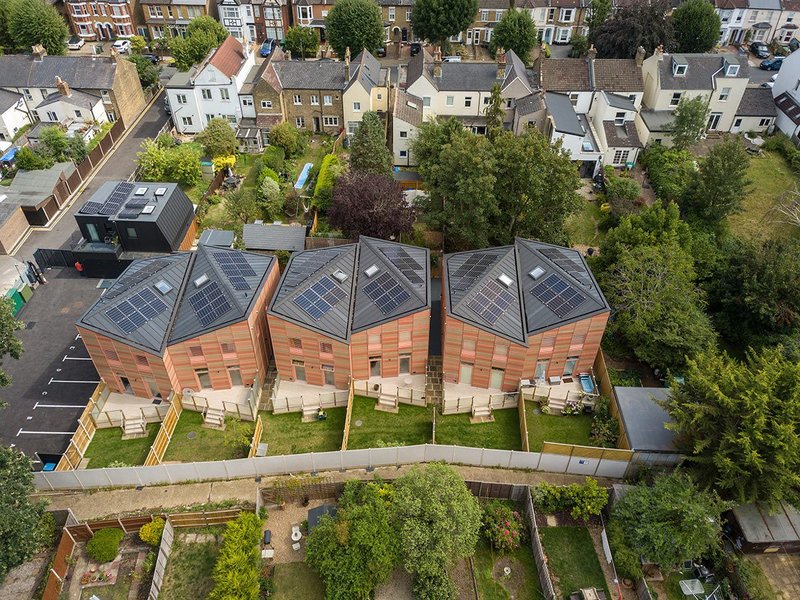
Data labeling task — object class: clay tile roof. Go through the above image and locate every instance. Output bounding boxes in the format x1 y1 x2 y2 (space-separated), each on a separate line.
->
541 59 590 92
209 36 246 79
592 59 644 92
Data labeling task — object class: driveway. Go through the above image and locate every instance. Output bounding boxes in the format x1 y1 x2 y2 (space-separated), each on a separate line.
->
13 94 170 263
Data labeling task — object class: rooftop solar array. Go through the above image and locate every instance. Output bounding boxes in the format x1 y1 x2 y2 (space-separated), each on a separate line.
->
467 280 515 325
105 288 168 334
451 253 499 291
293 276 347 320
531 273 586 318
79 201 104 214
98 182 135 216
364 271 411 315
380 246 424 285
188 281 232 326
213 251 257 291
538 247 592 287
284 249 341 288
104 260 171 300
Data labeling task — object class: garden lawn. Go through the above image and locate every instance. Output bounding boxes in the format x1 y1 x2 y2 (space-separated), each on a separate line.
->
525 404 593 452
272 561 325 600
435 408 522 450
83 424 158 468
259 408 346 455
728 150 800 240
162 411 254 463
566 199 605 247
473 537 545 600
346 395 433 449
539 527 609 600
160 527 223 600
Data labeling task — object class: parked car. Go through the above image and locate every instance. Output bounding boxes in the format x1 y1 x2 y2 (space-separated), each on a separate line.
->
761 73 779 88
259 39 276 57
376 46 387 57
163 95 171 114
141 53 159 64
409 42 422 56
761 56 784 71
112 39 131 54
443 55 461 63
67 36 85 51
750 41 770 59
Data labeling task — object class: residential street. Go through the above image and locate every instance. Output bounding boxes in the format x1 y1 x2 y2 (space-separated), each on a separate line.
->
13 93 170 263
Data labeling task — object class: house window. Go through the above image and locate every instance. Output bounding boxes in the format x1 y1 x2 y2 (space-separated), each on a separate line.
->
289 337 302 350
726 64 739 77
719 87 731 101
495 10 504 20
202 88 212 100
220 89 230 101
310 94 319 105
135 354 149 367
674 64 687 76
261 100 272 109
189 345 204 357
423 96 431 107
296 116 305 127
446 95 454 106
377 93 382 100
399 131 408 138
759 117 772 126
353 101 361 112
613 149 630 165
614 111 626 126
323 95 332 105
569 92 579 105
481 9 489 20
104 349 119 362
535 359 549 381
195 368 211 389
369 357 381 377
399 354 411 375
148 6 162 18
547 7 556 21
181 116 193 126
389 6 395 21
176 94 187 104
22 89 32 101
563 356 579 377
228 366 243 386
734 118 743 128
101 90 111 103
46 111 57 121
322 116 338 126
560 8 574 22
75 110 82 118
322 364 335 386
669 92 682 107
126 227 138 239
205 114 214 123
292 359 306 381
464 97 472 107
242 98 253 106
750 10 758 22
556 27 571 43
221 342 236 355
399 150 407 157
320 342 333 354
298 5 311 20
293 94 302 105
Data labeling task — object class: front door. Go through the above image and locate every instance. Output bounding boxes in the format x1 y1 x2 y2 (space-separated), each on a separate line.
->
732 117 743 133
459 363 473 386
144 377 160 398
466 29 473 45
563 357 579 378
490 368 504 390
370 358 381 377
293 360 306 382
707 112 722 131
120 376 133 394
228 366 242 387
534 360 549 382
313 117 320 133
542 27 554 44
323 366 335 386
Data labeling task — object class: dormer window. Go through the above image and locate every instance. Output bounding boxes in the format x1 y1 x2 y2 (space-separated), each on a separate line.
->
726 64 740 77
673 63 687 77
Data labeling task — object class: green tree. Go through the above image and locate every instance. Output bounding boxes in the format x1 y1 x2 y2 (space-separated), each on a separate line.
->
0 447 47 581
665 348 800 506
312 153 343 210
208 513 261 600
489 8 537 64
0 297 23 388
268 121 304 157
393 464 481 582
128 54 160 88
225 188 260 225
169 16 228 71
682 138 750 225
325 0 385 58
284 25 319 59
0 0 14 49
411 0 477 48
186 14 228 43
14 146 53 170
165 144 201 186
604 169 641 218
592 0 673 59
639 144 696 203
130 34 147 54
613 472 731 570
671 95 710 150
196 117 239 158
306 481 398 600
136 138 201 186
136 138 168 181
491 128 581 245
586 0 612 40
349 112 391 176
258 177 283 219
329 173 414 240
7 0 67 55
569 32 589 57
671 0 721 53
67 134 88 164
38 126 69 161
484 84 504 136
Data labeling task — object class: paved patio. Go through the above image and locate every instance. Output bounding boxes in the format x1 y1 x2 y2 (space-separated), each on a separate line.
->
263 498 329 564
753 553 800 599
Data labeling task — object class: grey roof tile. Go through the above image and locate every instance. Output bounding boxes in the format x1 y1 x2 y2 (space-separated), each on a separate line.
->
657 53 749 90
2 162 75 207
0 89 22 112
243 223 306 252
0 55 120 89
602 120 642 148
394 90 424 126
36 90 100 109
545 92 584 136
273 61 346 90
737 86 777 117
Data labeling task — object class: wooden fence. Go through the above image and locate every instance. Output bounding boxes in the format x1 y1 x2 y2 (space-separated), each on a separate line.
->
340 381 355 450
41 524 77 600
353 379 427 406
54 384 104 470
524 488 558 600
144 394 183 466
593 351 615 400
149 518 173 600
518 390 530 452
248 414 263 458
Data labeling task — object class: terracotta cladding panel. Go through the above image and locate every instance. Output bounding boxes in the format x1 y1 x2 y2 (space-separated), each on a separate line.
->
179 219 199 251
351 310 430 380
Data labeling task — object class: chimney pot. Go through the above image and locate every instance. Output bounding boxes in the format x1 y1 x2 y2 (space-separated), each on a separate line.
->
433 46 442 79
31 44 46 61
587 44 597 60
635 46 646 66
496 48 506 79
55 76 71 97
345 46 351 79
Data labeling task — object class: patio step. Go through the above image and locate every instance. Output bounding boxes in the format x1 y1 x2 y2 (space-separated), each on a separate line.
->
302 404 321 422
203 407 226 430
470 405 494 424
546 397 567 412
121 416 147 440
375 396 399 414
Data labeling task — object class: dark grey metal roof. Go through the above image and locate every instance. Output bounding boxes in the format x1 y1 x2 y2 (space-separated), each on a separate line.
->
0 89 22 112
444 239 610 346
605 92 636 111
0 55 120 89
273 61 346 90
0 201 21 226
243 223 306 252
78 246 275 354
613 386 677 452
199 229 235 248
737 87 777 117
2 162 75 207
577 115 599 151
348 50 383 93
657 53 749 90
732 502 800 544
545 92 584 136
639 109 674 132
269 236 430 342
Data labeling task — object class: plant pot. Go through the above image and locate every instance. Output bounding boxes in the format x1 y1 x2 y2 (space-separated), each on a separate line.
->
622 578 633 589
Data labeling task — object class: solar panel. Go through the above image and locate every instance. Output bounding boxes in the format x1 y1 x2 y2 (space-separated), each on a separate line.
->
363 272 411 315
284 248 343 288
118 209 141 219
467 280 515 325
79 201 104 214
98 182 135 215
125 198 148 208
539 247 592 287
292 275 347 320
188 281 232 326
531 273 586 318
451 253 499 291
212 252 257 290
104 259 171 301
105 288 168 334
379 246 424 285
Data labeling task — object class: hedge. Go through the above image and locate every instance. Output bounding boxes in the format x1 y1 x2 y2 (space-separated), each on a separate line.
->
313 153 340 210
262 145 285 172
208 513 262 600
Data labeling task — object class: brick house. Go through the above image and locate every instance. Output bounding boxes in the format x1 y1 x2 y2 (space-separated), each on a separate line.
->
139 0 216 39
65 0 145 40
267 236 430 407
77 246 279 400
442 238 609 409
217 0 290 43
380 0 416 43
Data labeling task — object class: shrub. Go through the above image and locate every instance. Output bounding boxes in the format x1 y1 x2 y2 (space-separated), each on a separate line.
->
482 501 524 552
262 145 285 172
257 166 280 186
86 528 124 563
138 518 165 547
606 518 643 581
590 396 620 448
142 550 157 574
313 153 342 211
731 554 779 600
532 478 608 521
413 569 457 600
36 512 57 550
269 122 304 157
208 513 262 600
604 168 641 217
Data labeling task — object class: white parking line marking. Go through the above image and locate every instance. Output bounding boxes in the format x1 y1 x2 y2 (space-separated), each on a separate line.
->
74 334 82 340
17 429 76 436
63 355 92 362
48 378 99 385
34 402 87 409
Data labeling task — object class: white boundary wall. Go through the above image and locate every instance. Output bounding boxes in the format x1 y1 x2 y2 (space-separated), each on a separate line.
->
33 444 636 491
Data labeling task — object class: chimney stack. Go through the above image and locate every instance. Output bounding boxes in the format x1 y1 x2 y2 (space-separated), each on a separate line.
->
55 76 71 97
635 46 646 67
285 49 292 60
345 46 351 80
433 46 442 79
656 45 664 61
496 48 506 79
31 44 46 62
587 45 597 60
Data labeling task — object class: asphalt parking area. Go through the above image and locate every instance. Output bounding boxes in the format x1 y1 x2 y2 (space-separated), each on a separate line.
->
0 270 102 467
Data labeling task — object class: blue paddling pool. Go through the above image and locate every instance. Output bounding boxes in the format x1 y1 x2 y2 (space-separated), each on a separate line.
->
294 162 313 190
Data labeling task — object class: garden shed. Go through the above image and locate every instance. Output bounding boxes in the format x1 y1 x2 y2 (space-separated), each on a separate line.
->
243 222 306 252
611 387 681 465
729 502 800 554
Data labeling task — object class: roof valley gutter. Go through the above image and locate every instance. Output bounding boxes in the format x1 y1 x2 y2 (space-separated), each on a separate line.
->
511 239 531 346
344 242 360 340
160 252 197 354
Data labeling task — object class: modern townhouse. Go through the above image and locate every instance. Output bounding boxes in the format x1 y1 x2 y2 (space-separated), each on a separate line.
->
776 0 800 44
0 48 146 126
267 236 430 415
65 0 146 40
392 89 423 165
77 246 279 405
217 0 290 43
539 49 645 173
441 238 609 417
380 0 415 44
636 48 749 145
139 0 214 39
166 35 256 133
404 48 538 135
